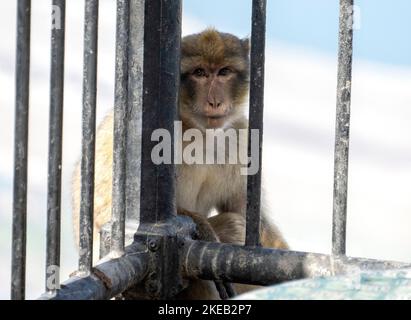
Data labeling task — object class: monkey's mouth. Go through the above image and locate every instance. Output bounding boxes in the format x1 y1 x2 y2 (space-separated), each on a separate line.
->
204 114 228 128
207 115 226 119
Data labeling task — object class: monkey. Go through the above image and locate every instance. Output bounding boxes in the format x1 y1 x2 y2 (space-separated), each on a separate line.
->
72 28 288 299
176 29 287 249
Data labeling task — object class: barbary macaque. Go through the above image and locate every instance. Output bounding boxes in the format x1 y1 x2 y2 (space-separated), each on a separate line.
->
72 29 288 299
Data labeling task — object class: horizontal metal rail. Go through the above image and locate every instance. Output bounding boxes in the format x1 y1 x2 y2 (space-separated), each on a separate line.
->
182 240 411 286
40 237 411 300
39 243 149 300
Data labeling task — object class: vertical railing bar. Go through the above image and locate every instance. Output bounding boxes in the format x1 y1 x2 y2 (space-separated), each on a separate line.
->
110 0 129 254
245 0 267 247
79 0 99 274
11 0 31 301
332 0 354 256
125 0 144 223
45 0 65 293
139 0 181 224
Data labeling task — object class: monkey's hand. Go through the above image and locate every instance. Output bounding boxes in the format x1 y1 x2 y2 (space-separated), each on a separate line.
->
177 208 235 299
177 208 220 242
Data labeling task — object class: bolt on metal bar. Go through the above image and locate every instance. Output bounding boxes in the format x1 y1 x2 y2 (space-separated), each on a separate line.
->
183 240 411 286
45 0 66 293
332 0 354 256
139 0 181 223
11 0 31 301
246 0 267 247
110 0 129 255
124 0 144 223
79 0 99 274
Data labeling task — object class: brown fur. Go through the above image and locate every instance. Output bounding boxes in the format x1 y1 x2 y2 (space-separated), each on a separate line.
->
72 29 288 300
180 29 250 131
72 114 114 250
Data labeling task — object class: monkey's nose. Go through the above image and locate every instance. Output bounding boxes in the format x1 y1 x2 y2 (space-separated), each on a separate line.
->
208 100 222 108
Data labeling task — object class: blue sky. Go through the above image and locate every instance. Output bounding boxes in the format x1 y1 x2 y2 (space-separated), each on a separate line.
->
184 0 411 67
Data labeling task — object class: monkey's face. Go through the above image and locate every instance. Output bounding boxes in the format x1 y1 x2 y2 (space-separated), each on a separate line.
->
180 29 250 130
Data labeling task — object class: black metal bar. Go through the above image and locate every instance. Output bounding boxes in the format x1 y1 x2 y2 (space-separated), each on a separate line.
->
111 0 129 254
183 240 411 286
139 0 181 223
246 0 267 247
332 0 354 256
45 0 66 293
124 0 144 222
79 0 99 274
11 0 31 301
39 243 149 300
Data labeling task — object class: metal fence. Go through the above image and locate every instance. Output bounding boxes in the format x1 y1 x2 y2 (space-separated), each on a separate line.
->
10 0 411 300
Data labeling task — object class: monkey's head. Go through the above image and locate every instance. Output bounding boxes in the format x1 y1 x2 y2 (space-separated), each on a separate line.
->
180 29 250 130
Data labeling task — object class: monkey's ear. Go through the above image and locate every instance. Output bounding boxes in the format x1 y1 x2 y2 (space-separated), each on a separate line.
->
241 38 250 55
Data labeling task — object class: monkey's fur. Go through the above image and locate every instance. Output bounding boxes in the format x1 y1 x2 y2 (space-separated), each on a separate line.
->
72 29 288 299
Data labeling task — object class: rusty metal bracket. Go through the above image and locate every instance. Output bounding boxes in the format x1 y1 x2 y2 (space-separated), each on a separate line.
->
121 215 197 299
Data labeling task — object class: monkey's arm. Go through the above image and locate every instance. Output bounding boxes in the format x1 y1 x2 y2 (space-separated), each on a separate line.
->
178 208 220 242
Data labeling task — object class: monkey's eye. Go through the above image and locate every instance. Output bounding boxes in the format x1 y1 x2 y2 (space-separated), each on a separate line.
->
218 67 232 76
193 68 207 77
